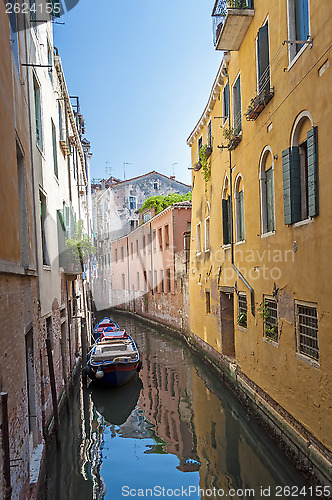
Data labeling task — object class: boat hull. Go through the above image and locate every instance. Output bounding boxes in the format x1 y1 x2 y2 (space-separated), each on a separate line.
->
89 361 140 387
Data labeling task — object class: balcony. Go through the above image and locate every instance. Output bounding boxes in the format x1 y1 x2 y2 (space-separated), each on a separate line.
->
212 0 254 51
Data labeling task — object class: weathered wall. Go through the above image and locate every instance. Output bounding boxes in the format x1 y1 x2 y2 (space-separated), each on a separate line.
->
188 0 332 474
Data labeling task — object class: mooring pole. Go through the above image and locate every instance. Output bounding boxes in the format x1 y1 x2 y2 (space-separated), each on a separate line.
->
81 317 87 364
46 338 61 448
1 392 12 500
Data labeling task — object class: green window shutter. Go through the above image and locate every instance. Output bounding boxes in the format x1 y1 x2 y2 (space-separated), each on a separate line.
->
257 24 270 93
282 147 301 224
222 199 229 245
290 146 301 223
282 148 292 225
307 126 319 217
265 167 275 232
239 190 245 241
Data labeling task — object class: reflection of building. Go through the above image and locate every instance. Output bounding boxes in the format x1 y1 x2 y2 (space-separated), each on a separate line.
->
188 0 332 480
102 202 191 329
138 331 199 466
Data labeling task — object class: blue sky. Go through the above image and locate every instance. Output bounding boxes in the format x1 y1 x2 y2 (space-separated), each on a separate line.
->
54 0 222 185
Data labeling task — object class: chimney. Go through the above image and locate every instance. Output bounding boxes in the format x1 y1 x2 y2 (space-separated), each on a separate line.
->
170 176 175 180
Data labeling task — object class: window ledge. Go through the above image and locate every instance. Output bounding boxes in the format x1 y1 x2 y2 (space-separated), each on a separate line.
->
293 218 313 228
235 240 245 246
204 248 210 253
222 244 231 250
196 252 201 256
263 337 279 348
287 42 310 71
237 325 247 332
261 230 275 238
296 352 320 369
36 143 45 158
43 265 51 271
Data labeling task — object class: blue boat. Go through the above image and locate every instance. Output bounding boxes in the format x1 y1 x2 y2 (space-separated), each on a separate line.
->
93 317 120 341
85 331 142 387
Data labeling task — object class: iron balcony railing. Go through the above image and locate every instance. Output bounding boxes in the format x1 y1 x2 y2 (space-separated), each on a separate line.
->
212 0 254 48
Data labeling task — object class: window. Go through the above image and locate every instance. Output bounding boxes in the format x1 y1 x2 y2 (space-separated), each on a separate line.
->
39 191 50 266
207 121 212 148
33 76 43 150
129 196 137 210
51 119 58 178
206 291 211 315
296 303 319 361
137 272 140 291
165 225 169 248
160 270 164 293
58 102 64 141
143 271 147 292
260 148 275 234
143 236 146 255
121 246 124 261
256 22 270 94
232 74 242 135
197 136 203 159
130 242 133 259
234 175 245 242
149 271 152 291
166 268 171 293
204 217 210 251
154 181 160 190
130 219 138 231
196 222 201 255
136 240 139 256
115 248 118 262
288 0 310 62
16 143 29 267
154 270 158 292
282 122 318 224
262 298 278 342
122 274 126 290
153 230 156 252
8 9 20 72
222 83 229 124
158 228 163 251
47 40 53 82
143 211 151 223
238 293 247 328
222 177 231 245
148 233 151 254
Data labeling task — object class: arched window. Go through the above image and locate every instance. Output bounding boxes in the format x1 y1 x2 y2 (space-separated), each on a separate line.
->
234 174 245 242
282 111 318 224
222 175 231 245
259 147 275 234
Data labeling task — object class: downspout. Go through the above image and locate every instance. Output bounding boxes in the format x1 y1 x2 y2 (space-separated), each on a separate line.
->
225 70 255 316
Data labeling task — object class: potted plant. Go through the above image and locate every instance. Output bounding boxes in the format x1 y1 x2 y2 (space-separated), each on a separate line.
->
237 311 247 328
198 145 212 191
65 219 95 273
223 125 242 150
245 88 274 121
258 300 278 341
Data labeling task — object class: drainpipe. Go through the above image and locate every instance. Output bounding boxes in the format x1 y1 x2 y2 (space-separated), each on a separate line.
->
225 70 255 316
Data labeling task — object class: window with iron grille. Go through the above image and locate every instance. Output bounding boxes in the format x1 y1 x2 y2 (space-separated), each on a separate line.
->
261 297 278 342
296 303 319 361
238 293 247 328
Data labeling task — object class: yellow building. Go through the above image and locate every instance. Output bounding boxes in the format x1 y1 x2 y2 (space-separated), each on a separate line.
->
187 0 332 482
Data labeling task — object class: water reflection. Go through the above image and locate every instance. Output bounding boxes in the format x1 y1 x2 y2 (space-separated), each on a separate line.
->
41 313 311 499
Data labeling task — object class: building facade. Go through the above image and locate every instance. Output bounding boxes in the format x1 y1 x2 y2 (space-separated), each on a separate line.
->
105 202 191 330
188 0 331 483
0 3 93 498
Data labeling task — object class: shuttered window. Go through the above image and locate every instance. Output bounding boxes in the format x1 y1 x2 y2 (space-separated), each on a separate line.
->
295 0 309 53
265 167 275 232
257 23 270 94
232 75 242 136
222 197 232 245
282 126 318 224
51 119 58 178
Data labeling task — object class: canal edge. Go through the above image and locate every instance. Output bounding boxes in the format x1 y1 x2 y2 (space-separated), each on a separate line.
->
110 307 332 490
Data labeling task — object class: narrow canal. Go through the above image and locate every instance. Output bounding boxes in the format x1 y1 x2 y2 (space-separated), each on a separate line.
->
40 312 315 500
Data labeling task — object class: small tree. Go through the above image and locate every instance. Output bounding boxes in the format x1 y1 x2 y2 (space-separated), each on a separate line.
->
65 220 95 267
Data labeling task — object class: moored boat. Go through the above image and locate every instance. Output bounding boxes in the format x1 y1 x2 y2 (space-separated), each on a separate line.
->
93 317 120 340
85 331 142 387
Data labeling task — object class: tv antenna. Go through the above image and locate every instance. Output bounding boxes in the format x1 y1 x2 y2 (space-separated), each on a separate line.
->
105 161 112 178
123 162 132 180
172 163 178 177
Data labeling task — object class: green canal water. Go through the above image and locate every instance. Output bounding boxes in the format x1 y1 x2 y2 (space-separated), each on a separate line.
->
40 312 317 500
